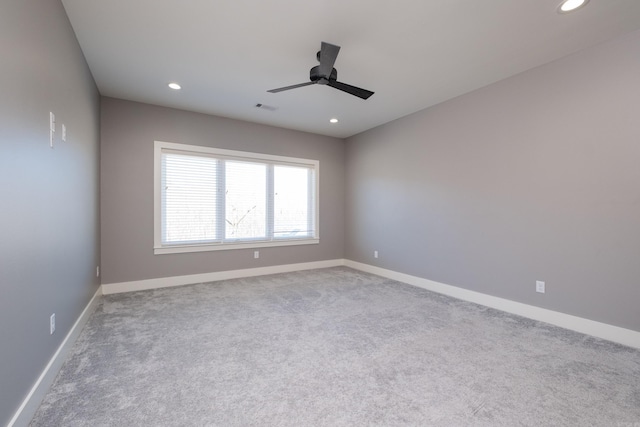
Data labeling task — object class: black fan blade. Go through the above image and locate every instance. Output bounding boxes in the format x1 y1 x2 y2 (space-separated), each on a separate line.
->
327 80 374 100
318 42 340 78
267 81 316 93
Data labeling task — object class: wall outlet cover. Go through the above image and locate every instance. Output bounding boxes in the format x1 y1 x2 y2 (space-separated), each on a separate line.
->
50 313 56 335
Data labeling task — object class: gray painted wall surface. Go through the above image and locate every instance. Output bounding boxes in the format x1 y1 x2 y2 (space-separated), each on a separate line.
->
345 30 640 332
0 0 100 424
100 98 345 284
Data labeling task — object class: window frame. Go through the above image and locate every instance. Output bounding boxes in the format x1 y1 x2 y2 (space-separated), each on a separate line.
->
154 141 319 255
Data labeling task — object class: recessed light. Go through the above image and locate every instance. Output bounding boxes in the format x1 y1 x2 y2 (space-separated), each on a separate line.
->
329 118 339 124
168 82 182 90
558 0 589 13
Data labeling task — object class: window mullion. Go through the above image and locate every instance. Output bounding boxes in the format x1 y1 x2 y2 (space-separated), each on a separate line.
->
308 168 315 237
217 159 226 242
266 164 274 240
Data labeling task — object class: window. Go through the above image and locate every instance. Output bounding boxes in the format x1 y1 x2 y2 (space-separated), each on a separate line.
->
154 141 319 254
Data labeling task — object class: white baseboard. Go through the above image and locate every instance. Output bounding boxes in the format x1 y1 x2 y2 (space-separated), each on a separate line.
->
8 287 103 427
101 259 346 295
345 260 640 350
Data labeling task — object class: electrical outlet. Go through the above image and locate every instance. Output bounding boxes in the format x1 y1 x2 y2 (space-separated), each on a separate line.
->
49 112 55 148
536 280 545 294
374 250 379 258
254 250 259 259
50 313 56 335
96 266 100 277
62 124 66 141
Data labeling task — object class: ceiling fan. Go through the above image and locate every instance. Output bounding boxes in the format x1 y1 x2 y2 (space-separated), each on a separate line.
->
267 42 374 100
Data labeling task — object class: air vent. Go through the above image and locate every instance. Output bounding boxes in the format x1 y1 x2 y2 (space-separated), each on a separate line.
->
255 103 278 111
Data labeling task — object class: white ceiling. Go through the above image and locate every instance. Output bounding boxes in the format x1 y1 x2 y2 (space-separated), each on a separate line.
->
61 0 640 139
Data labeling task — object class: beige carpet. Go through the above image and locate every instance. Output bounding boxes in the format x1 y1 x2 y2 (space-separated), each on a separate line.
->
31 267 640 426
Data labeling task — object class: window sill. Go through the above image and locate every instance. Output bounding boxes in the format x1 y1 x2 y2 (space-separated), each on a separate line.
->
154 238 319 255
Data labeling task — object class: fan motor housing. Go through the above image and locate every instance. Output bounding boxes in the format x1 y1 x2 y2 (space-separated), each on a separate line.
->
310 65 337 84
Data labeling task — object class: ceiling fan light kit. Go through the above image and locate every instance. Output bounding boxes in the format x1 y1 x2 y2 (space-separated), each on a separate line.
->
268 42 374 100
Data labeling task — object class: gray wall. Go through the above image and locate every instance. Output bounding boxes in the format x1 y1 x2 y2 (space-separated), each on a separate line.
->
100 98 345 285
345 30 640 332
0 0 100 424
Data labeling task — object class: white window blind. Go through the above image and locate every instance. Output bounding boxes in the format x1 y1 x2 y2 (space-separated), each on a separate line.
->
274 165 314 238
225 160 267 240
161 153 218 244
154 141 319 254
